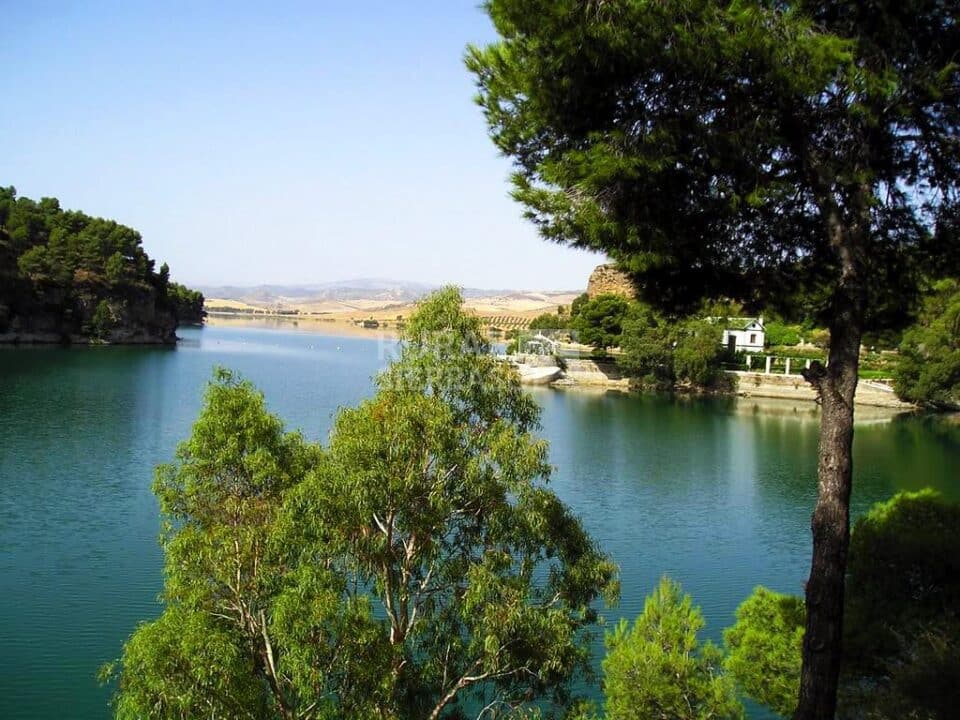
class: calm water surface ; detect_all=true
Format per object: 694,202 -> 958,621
1,323 -> 957,719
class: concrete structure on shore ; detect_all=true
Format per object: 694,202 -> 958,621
506,353 -> 912,410
523,333 -> 561,355
730,370 -> 913,409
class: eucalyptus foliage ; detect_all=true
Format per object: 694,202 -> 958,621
286,287 -> 619,718
107,288 -> 618,719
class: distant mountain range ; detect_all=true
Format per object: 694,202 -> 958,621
198,279 -> 581,304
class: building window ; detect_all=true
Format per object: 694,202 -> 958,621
750,333 -> 756,344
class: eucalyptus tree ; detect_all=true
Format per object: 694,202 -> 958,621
285,287 -> 619,719
467,2 -> 959,716
108,289 -> 618,719
104,369 -> 385,720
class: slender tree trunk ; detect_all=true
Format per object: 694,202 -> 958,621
795,193 -> 868,719
795,330 -> 859,719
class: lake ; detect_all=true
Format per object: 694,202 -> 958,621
1,323 -> 957,719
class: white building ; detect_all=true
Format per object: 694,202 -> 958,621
721,318 -> 765,353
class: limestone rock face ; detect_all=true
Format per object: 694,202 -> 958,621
586,264 -> 637,300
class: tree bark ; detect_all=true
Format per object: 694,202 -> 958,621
794,189 -> 868,720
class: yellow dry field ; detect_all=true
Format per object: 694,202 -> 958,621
205,291 -> 581,327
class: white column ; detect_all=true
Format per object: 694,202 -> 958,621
785,358 -> 792,375
765,355 -> 772,374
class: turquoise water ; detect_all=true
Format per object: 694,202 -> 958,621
0,323 -> 957,719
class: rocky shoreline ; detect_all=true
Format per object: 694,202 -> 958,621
0,289 -> 186,346
511,356 -> 916,410
0,330 -> 177,345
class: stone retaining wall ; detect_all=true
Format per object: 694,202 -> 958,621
730,371 -> 914,409
558,358 -> 631,390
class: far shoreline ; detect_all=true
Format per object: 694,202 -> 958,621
205,315 -> 921,415
204,313 -> 403,340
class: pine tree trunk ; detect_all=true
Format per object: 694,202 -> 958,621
794,202 -> 867,719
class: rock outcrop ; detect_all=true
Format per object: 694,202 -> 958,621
586,264 -> 637,300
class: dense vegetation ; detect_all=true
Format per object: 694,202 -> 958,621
724,490 -> 960,720
618,306 -> 727,388
528,311 -> 567,330
522,281 -> 960,404
523,294 -> 730,388
0,186 -> 203,343
894,279 -> 960,408
569,295 -> 631,354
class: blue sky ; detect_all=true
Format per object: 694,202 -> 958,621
0,0 -> 604,290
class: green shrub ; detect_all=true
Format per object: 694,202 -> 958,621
724,490 -> 960,720
724,587 -> 804,717
529,313 -> 564,329
894,279 -> 960,407
764,321 -> 801,347
604,577 -> 743,720
91,300 -> 116,339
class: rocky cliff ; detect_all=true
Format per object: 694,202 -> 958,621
0,278 -> 179,344
586,264 -> 637,300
